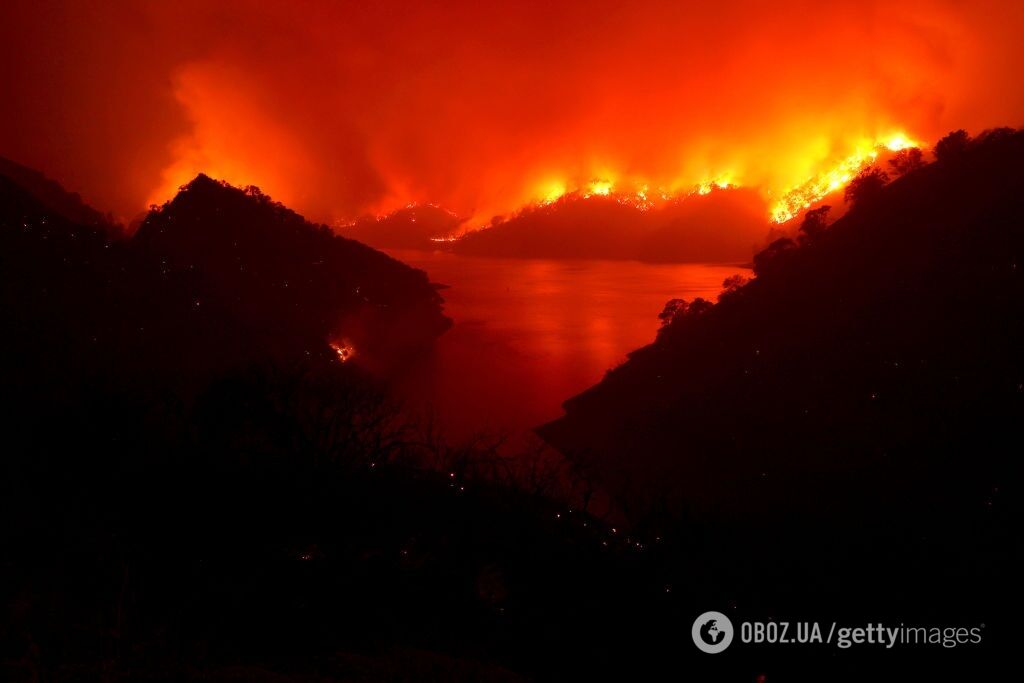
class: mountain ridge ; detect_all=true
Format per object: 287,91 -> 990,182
539,128 -> 1024,520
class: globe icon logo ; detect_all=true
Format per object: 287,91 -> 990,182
692,611 -> 734,653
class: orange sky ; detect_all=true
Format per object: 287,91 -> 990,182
2,0 -> 1023,225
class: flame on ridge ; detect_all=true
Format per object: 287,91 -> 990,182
769,133 -> 920,222
524,132 -> 921,225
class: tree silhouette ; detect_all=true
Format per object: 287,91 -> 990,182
887,148 -> 925,175
658,298 -> 688,327
752,236 -> 796,276
721,274 -> 749,293
844,166 -> 889,207
934,129 -> 971,163
798,205 -> 831,243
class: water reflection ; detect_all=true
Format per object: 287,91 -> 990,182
386,249 -> 749,439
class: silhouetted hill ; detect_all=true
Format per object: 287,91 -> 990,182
0,155 -> 116,230
0,166 -> 721,683
133,175 -> 451,374
637,187 -> 770,262
342,203 -> 464,249
531,131 -> 1023,660
452,187 -> 769,262
2,171 -> 452,398
2,155 -> 1013,681
540,127 -> 1022,557
0,172 -> 119,394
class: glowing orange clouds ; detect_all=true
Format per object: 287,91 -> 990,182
2,1 -> 1023,228
147,64 -> 309,209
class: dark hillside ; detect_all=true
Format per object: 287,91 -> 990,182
541,129 -> 1024,515
452,187 -> 768,263
132,175 -> 451,374
0,156 -> 115,230
538,131 -> 1022,644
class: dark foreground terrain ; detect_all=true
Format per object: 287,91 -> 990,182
542,128 -> 1022,669
2,131 -> 1019,680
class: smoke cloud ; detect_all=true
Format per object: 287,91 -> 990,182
2,0 -> 1023,224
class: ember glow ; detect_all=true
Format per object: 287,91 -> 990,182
769,132 -> 922,223
585,181 -> 613,198
2,1 -> 1023,232
330,340 -> 356,363
518,131 -> 923,227
531,175 -> 739,215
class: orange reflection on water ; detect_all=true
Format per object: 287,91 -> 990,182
387,250 -> 749,439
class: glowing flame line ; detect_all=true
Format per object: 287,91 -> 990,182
769,133 -> 920,223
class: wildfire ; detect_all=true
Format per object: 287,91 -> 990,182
527,176 -> 738,216
540,181 -> 568,204
585,180 -> 614,197
696,177 -> 734,195
329,339 -> 356,362
534,177 -> 659,211
768,132 -> 921,223
883,134 -> 917,152
337,128 -> 927,239
518,131 -> 920,226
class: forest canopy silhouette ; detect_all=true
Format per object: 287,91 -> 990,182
3,126 -> 1020,680
542,127 -> 1022,527
3,0 -> 1024,678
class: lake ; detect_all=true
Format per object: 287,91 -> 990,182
385,249 -> 749,441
